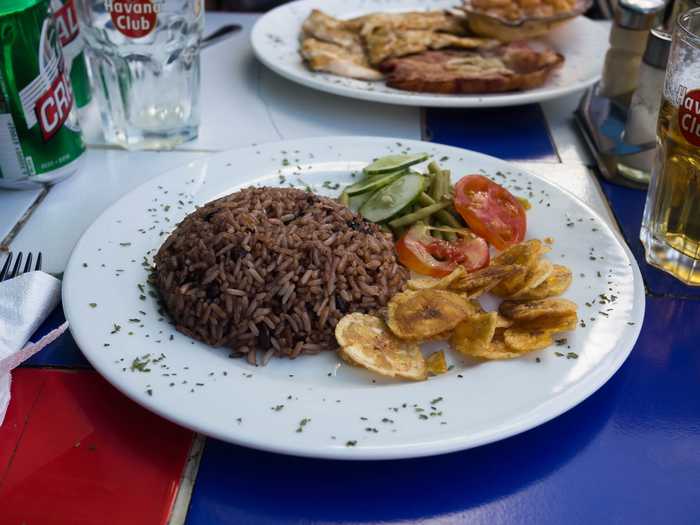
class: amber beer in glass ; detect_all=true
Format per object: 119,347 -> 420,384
641,8 -> 700,285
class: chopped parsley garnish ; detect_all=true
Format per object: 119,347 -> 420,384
130,355 -> 152,372
119,242 -> 131,247
89,303 -> 97,308
110,323 -> 121,334
430,397 -> 444,404
271,405 -> 284,412
296,418 -> 311,433
345,440 -> 357,447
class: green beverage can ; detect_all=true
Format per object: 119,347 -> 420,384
51,0 -> 91,107
0,0 -> 86,189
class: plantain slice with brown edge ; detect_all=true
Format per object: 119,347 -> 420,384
502,327 -> 554,352
387,289 -> 478,341
507,259 -> 554,299
508,264 -> 573,301
499,297 -> 577,322
336,313 -> 427,381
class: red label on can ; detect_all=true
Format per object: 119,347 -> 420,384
54,0 -> 80,46
106,0 -> 158,38
679,89 -> 700,147
34,70 -> 74,141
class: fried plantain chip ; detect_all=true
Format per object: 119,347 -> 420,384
455,264 -> 525,298
499,297 -> 578,322
495,314 -> 513,328
491,240 -> 549,297
449,311 -> 498,357
516,312 -> 578,332
503,328 -> 553,352
426,350 -> 449,375
508,264 -> 573,300
407,266 -> 468,291
387,289 -> 475,341
491,239 -> 549,267
490,264 -> 530,297
336,313 -> 427,380
458,331 -> 524,359
508,259 -> 554,299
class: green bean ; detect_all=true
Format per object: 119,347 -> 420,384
427,161 -> 441,175
339,191 -> 349,206
440,170 -> 453,200
439,227 -> 456,241
418,192 -> 434,207
388,201 -> 449,229
419,192 -> 462,229
431,171 -> 443,202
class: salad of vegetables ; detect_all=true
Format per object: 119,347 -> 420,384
339,154 -> 527,277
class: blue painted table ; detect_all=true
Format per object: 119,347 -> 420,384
18,104 -> 700,524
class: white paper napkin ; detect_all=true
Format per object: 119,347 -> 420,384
0,271 -> 67,426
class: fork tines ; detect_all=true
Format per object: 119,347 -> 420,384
0,251 -> 43,282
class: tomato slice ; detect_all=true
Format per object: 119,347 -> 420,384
454,175 -> 526,251
396,223 -> 489,277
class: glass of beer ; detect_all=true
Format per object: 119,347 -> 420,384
76,0 -> 204,150
641,7 -> 700,285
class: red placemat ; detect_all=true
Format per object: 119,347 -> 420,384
0,369 -> 193,525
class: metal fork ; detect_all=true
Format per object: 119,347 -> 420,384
0,251 -> 43,282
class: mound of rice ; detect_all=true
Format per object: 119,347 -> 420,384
153,186 -> 409,364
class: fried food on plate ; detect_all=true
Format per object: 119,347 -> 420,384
380,42 -> 564,94
489,239 -> 571,300
450,311 -> 498,357
336,313 -> 427,380
502,327 -> 553,352
468,0 -> 578,23
426,350 -> 449,375
344,10 -> 468,34
300,38 -> 383,80
387,289 -> 477,341
499,297 -> 577,322
408,264 -> 525,299
300,10 -> 383,80
461,0 -> 582,41
508,258 -> 554,299
302,9 -> 362,51
509,264 -> 573,300
364,26 -> 497,66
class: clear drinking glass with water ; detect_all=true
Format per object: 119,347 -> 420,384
77,0 -> 203,149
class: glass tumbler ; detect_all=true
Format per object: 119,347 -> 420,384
76,0 -> 204,149
640,8 -> 700,285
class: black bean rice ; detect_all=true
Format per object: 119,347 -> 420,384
153,187 -> 408,363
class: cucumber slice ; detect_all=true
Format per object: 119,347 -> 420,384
347,190 -> 373,213
359,174 -> 425,223
364,153 -> 429,175
344,169 -> 406,196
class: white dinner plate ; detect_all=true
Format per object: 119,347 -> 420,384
251,0 -> 607,108
63,137 -> 644,460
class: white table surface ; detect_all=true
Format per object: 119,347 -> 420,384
2,12 -> 610,276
